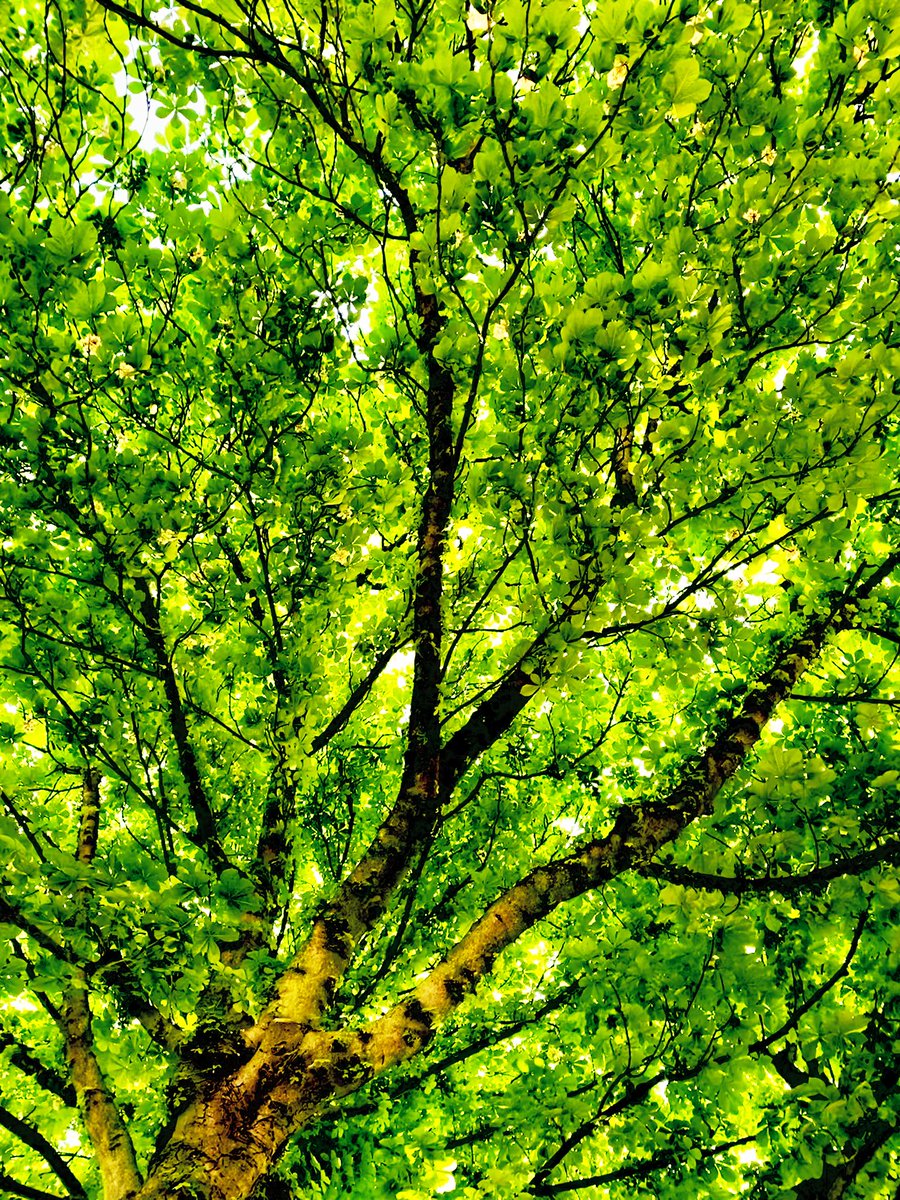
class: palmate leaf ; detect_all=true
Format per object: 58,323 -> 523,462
663,56 -> 713,119
0,1 -> 898,1199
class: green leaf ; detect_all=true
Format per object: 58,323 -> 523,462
0,2 -> 898,1198
663,56 -> 713,118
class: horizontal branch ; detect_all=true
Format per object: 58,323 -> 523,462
791,691 -> 900,707
640,839 -> 900,897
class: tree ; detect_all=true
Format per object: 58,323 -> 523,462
1,0 -> 900,1196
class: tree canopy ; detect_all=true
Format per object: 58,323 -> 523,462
1,0 -> 900,1197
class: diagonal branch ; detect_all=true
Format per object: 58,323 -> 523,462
527,1072 -> 667,1194
0,1173 -> 74,1200
791,1113 -> 898,1199
95,0 -> 417,231
130,563 -> 898,1200
356,554 -> 900,1068
0,1102 -> 86,1199
749,908 -> 868,1055
438,550 -> 621,803
439,628 -> 562,802
527,913 -> 871,1194
761,1056 -> 900,1200
308,636 -> 409,753
530,1133 -> 758,1195
134,578 -> 229,873
0,889 -> 78,963
0,1027 -> 77,1108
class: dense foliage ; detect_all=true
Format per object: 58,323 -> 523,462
1,1 -> 900,1197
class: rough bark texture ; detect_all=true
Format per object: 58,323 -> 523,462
63,771 -> 142,1200
136,231 -> 463,1200
132,580 -> 887,1200
22,6 -> 899,1195
257,251 -> 457,1044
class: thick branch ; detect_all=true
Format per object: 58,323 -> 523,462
610,425 -> 638,508
440,647 -> 553,801
781,1059 -> 900,1200
254,263 -> 457,1038
358,564 -> 897,1068
793,1115 -> 898,1200
395,282 -> 457,803
133,558 -> 899,1200
62,771 -> 142,1200
74,769 -> 100,868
